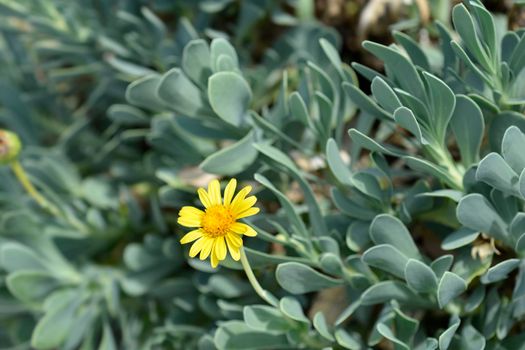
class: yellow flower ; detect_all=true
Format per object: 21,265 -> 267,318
178,179 -> 259,268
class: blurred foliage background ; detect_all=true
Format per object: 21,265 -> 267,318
0,0 -> 524,349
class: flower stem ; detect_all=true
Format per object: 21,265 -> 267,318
10,160 -> 60,216
240,247 -> 279,307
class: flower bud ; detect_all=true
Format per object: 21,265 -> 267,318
0,130 -> 22,165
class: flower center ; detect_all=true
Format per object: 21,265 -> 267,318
201,205 -> 234,237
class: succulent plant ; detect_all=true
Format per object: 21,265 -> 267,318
0,0 -> 524,349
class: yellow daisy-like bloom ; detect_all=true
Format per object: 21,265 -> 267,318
178,179 -> 259,268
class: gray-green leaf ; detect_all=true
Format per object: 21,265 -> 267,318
208,72 -> 252,127
480,259 -> 520,284
450,95 -> 484,166
362,244 -> 409,279
404,259 -> 438,293
369,214 -> 420,259
437,272 -> 467,308
200,131 -> 258,175
276,262 -> 342,294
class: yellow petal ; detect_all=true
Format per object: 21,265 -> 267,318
243,225 -> 257,237
232,196 -> 257,217
180,229 -> 203,244
189,237 -> 205,257
226,235 -> 241,261
199,238 -> 214,260
178,217 -> 201,228
227,232 -> 243,247
230,222 -> 248,234
178,206 -> 204,227
223,179 -> 237,206
231,223 -> 257,237
230,186 -> 252,211
207,179 -> 222,206
198,188 -> 212,208
214,236 -> 227,260
236,207 -> 260,219
178,218 -> 201,228
179,206 -> 205,218
211,250 -> 219,268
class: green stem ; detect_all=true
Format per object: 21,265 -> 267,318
10,160 -> 89,234
240,247 -> 279,307
10,160 -> 60,216
426,145 -> 464,190
296,0 -> 314,21
437,151 -> 464,189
